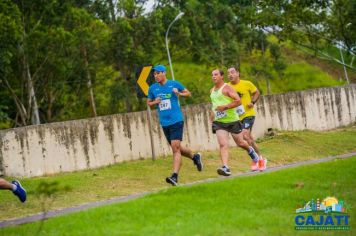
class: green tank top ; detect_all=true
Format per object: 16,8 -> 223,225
210,83 -> 240,123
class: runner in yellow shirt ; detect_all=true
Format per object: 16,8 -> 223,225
227,67 -> 267,171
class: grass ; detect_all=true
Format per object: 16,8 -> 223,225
282,39 -> 356,84
0,125 -> 356,222
272,62 -> 344,93
1,153 -> 355,235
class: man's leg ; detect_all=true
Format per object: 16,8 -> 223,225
0,178 -> 13,190
232,131 -> 259,160
165,121 -> 202,186
0,178 -> 27,202
232,132 -> 260,171
216,130 -> 229,167
180,145 -> 203,171
169,121 -> 202,172
162,123 -> 180,186
215,130 -> 232,176
165,139 -> 181,186
241,117 -> 267,171
232,131 -> 251,152
242,129 -> 261,156
180,145 -> 193,159
241,117 -> 260,153
171,140 -> 182,174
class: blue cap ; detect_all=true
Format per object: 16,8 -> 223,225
153,65 -> 166,72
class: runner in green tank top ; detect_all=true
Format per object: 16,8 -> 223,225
210,69 -> 260,176
210,83 -> 240,123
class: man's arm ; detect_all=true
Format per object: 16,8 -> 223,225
147,97 -> 161,107
173,80 -> 191,97
248,89 -> 260,108
147,88 -> 160,107
173,88 -> 191,97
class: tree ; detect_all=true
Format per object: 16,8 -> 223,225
109,0 -> 162,112
327,0 -> 356,53
65,8 -> 110,117
0,0 -> 24,127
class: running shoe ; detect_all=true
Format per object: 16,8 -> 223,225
217,166 -> 231,176
259,157 -> 267,171
251,161 -> 259,171
165,177 -> 178,186
12,180 -> 27,203
192,153 -> 203,171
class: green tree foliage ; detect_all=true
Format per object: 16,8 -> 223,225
327,0 -> 356,53
109,0 -> 165,112
0,1 -> 22,128
0,0 -> 21,76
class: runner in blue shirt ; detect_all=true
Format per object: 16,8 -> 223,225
147,65 -> 203,186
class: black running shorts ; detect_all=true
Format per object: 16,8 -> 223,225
212,120 -> 243,134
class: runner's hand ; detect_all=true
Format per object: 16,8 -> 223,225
172,88 -> 180,96
215,105 -> 227,112
154,97 -> 161,104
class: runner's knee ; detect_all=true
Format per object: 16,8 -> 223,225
171,141 -> 181,152
219,142 -> 229,149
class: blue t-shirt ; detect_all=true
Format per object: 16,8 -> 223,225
148,80 -> 185,127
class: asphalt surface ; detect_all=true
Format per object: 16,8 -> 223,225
1,152 -> 355,228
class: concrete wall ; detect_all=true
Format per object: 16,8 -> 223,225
1,85 -> 355,177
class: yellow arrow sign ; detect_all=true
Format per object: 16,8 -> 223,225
137,66 -> 152,96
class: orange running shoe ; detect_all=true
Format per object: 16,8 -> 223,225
258,157 -> 267,171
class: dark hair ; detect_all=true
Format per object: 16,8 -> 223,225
228,66 -> 239,72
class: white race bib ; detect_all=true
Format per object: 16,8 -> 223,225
215,110 -> 227,119
159,99 -> 172,111
236,105 -> 245,116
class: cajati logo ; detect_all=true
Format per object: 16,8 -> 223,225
295,196 -> 350,230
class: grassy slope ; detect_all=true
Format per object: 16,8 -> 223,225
1,155 -> 355,235
282,42 -> 356,84
253,61 -> 344,95
0,126 -> 355,221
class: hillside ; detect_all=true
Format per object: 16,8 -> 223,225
283,46 -> 356,84
170,42 -> 347,105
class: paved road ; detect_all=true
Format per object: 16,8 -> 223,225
1,152 -> 355,228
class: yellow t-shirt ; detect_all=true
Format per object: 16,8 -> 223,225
228,79 -> 257,120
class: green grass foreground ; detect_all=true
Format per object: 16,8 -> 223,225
1,155 -> 355,235
0,126 -> 355,222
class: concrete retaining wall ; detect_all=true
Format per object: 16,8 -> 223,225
1,85 -> 355,177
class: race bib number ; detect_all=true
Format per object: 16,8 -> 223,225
236,105 -> 245,116
215,110 -> 227,119
159,99 -> 172,111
